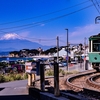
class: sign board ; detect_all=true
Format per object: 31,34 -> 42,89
25,62 -> 36,73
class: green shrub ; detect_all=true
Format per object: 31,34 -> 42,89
60,70 -> 65,75
59,69 -> 63,73
45,69 -> 54,76
0,73 -> 28,83
0,75 -> 5,82
3,75 -> 10,82
9,74 -> 16,80
22,73 -> 28,79
63,70 -> 79,76
15,74 -> 22,80
0,69 -> 79,83
9,77 -> 15,81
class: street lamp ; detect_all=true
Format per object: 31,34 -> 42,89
95,16 -> 100,24
65,28 -> 68,70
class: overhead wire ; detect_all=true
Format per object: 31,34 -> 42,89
90,0 -> 100,14
59,39 -> 79,46
0,1 -> 94,44
95,0 -> 100,8
0,4 -> 93,43
59,39 -> 66,44
0,0 -> 90,25
0,39 -> 55,43
0,4 -> 93,31
19,36 -> 56,41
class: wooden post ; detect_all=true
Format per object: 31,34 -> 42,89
54,62 -> 60,96
57,36 -> 59,63
40,63 -> 45,91
28,73 -> 32,86
28,73 -> 36,86
32,74 -> 36,82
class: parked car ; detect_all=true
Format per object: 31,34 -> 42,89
62,61 -> 67,66
59,62 -> 63,67
16,59 -> 25,63
1,60 -> 9,63
9,60 -> 17,66
11,64 -> 25,73
71,60 -> 77,64
5,67 -> 13,73
59,61 -> 67,67
5,64 -> 25,73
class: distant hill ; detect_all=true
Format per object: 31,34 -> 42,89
0,33 -> 54,51
0,52 -> 9,56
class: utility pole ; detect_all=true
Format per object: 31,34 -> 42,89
79,43 -> 82,68
84,37 -> 86,70
65,29 -> 68,70
84,37 -> 86,56
54,36 -> 60,96
57,36 -> 59,63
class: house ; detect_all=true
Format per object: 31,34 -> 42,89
53,48 -> 70,58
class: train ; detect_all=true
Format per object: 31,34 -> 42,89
88,33 -> 100,71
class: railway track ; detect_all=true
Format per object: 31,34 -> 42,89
65,69 -> 96,92
63,69 -> 100,100
86,73 -> 100,91
33,69 -> 100,100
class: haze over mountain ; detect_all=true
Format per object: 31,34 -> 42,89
0,33 -> 53,51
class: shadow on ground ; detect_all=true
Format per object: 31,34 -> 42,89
0,87 -> 35,100
0,88 -> 5,91
0,95 -> 35,100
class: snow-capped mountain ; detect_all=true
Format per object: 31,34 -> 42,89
0,33 -> 52,51
0,33 -> 23,40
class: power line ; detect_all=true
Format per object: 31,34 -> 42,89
0,24 -> 40,34
0,39 -> 56,43
59,39 -> 79,45
90,0 -> 100,14
0,39 -> 55,43
59,39 -> 66,43
19,36 -> 56,41
95,0 -> 100,8
0,4 -> 93,32
0,0 -> 90,25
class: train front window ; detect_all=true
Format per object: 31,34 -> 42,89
93,40 -> 100,52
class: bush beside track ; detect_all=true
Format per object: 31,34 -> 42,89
0,73 -> 28,83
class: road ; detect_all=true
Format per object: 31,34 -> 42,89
0,79 -> 28,95
0,80 -> 35,100
60,62 -> 93,72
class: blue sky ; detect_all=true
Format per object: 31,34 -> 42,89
0,0 -> 100,46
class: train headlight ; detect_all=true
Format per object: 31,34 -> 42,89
94,57 -> 97,60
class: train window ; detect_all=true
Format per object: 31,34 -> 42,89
93,40 -> 100,52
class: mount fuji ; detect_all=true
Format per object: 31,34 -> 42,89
0,33 -> 53,51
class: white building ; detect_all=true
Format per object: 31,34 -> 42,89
53,48 -> 70,58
